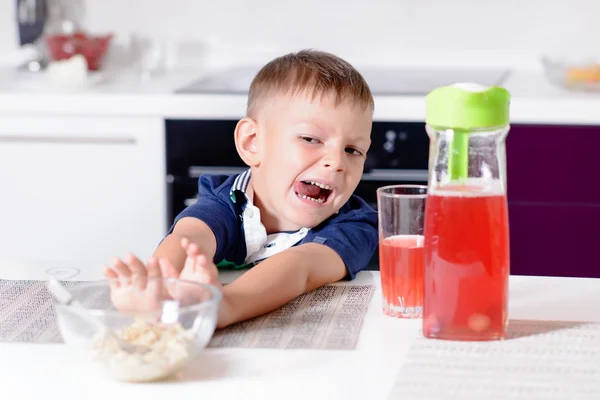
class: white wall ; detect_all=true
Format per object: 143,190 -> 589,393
3,0 -> 599,69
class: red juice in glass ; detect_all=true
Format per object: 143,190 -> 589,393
423,184 -> 510,340
380,234 -> 424,318
377,185 -> 427,318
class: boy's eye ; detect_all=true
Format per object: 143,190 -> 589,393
345,147 -> 364,157
300,136 -> 321,144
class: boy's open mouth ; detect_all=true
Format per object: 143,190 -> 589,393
294,181 -> 333,204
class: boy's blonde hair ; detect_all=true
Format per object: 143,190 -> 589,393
247,49 -> 374,117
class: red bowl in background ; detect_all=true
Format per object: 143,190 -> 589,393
45,32 -> 113,71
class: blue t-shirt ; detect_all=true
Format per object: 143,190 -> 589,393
167,173 -> 378,280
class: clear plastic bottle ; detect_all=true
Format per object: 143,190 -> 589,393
422,83 -> 511,341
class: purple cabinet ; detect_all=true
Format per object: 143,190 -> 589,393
506,124 -> 600,278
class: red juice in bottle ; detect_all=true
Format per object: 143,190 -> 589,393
423,184 -> 509,341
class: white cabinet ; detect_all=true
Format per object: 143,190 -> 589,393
0,116 -> 167,270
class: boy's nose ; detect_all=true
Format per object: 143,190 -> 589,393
322,150 -> 346,172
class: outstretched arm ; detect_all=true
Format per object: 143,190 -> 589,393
164,214 -> 377,329
217,243 -> 347,327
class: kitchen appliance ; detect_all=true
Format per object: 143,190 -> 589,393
17,0 -> 47,46
16,0 -> 48,71
165,119 -> 431,270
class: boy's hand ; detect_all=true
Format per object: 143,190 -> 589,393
158,238 -> 231,328
103,254 -> 167,313
103,239 -> 230,326
159,237 -> 220,288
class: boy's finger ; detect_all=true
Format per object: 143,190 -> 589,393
180,237 -> 190,250
104,265 -> 118,279
204,259 -> 219,276
146,257 -> 161,278
112,257 -> 133,287
194,254 -> 208,273
127,253 -> 146,277
146,257 -> 162,295
104,266 -> 121,288
158,257 -> 178,279
127,254 -> 148,290
184,244 -> 201,270
195,254 -> 218,277
112,257 -> 131,277
158,257 -> 180,300
188,242 -> 201,256
182,251 -> 196,271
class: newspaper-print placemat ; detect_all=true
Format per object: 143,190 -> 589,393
0,280 -> 111,343
208,284 -> 374,350
1,279 -> 375,350
389,320 -> 600,400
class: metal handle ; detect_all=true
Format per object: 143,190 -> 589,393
189,166 -> 428,182
188,166 -> 247,178
0,135 -> 137,145
361,169 -> 428,182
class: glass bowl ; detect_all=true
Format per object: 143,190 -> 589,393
52,278 -> 221,382
541,56 -> 600,92
45,32 -> 113,71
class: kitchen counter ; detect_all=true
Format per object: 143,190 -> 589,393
1,265 -> 600,399
2,67 -> 600,125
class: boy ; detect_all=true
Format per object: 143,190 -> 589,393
105,49 -> 378,328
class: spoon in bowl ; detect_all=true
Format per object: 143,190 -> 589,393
46,279 -> 149,354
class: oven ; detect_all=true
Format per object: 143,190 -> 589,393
165,119 -> 429,269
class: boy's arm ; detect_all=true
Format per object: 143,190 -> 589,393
219,243 -> 347,328
153,217 -> 217,274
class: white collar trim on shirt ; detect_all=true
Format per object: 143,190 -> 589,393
228,168 -> 310,264
230,168 -> 253,203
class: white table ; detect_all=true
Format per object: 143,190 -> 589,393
1,262 -> 600,400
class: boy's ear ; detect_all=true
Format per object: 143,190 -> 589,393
234,117 -> 260,167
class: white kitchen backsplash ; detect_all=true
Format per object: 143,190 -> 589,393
2,0 -> 599,69
82,0 -> 600,69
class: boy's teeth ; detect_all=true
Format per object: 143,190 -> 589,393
298,193 -> 324,203
308,181 -> 332,190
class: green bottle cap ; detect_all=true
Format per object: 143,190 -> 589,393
425,83 -> 511,129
